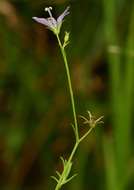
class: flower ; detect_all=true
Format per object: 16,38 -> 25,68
32,6 -> 70,35
80,111 -> 104,128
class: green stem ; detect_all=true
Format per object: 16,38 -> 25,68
79,127 -> 93,143
54,127 -> 94,190
68,142 -> 79,163
68,128 -> 93,162
54,34 -> 94,190
55,142 -> 79,190
56,34 -> 79,141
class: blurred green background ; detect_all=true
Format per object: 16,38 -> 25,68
0,0 -> 134,190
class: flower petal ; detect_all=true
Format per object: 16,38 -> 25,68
57,6 -> 70,25
47,17 -> 57,28
32,17 -> 52,28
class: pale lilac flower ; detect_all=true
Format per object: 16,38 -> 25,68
32,6 -> 70,35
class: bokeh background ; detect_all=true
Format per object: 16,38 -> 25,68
0,0 -> 134,190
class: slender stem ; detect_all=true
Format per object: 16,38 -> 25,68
54,34 -> 94,190
56,34 -> 79,141
55,142 -> 79,190
79,127 -> 93,143
68,142 -> 79,163
55,127 -> 93,190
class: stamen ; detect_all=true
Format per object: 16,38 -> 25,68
45,7 -> 53,18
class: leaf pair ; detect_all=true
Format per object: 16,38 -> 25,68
51,157 -> 77,189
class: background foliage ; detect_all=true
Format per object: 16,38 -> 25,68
0,0 -> 134,190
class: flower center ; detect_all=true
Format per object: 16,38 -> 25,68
45,7 -> 53,18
